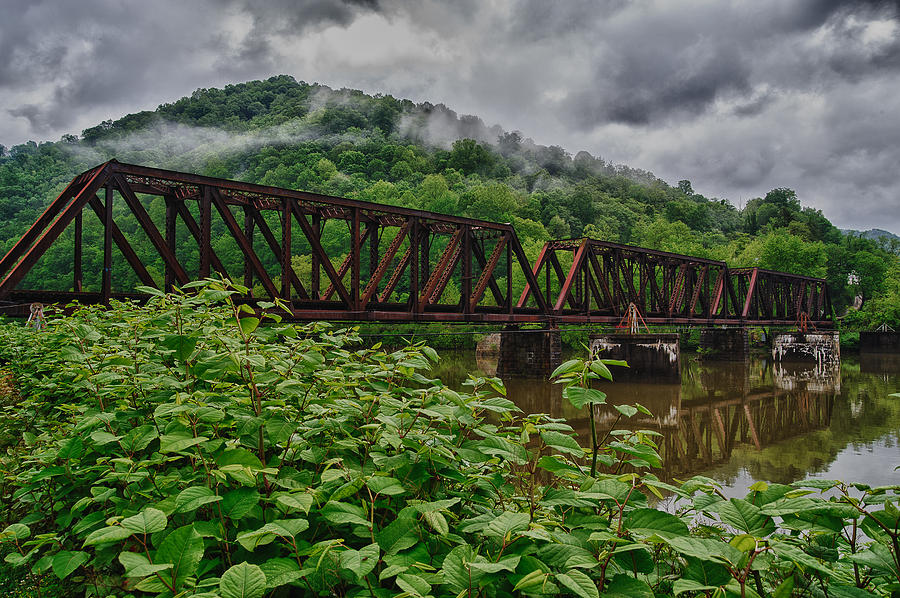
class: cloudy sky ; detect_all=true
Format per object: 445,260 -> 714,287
1,0 -> 899,231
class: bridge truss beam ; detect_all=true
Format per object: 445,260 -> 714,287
0,161 -> 832,327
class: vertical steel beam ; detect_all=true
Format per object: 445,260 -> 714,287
351,207 -> 360,311
368,221 -> 378,280
164,196 -> 176,292
282,200 -> 291,300
102,184 -> 113,303
311,213 -> 321,300
410,218 -> 420,315
73,211 -> 82,292
243,206 -> 255,292
462,226 -> 472,314
199,186 -> 211,279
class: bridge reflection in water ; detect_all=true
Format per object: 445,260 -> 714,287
469,355 -> 839,481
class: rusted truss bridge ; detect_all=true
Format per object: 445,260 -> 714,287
0,160 -> 832,326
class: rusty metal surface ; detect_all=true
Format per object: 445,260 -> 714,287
0,160 -> 833,327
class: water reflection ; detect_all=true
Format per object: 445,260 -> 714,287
432,350 -> 900,493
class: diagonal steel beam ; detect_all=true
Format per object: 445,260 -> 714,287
113,175 -> 190,286
361,222 -> 409,307
87,195 -> 156,287
173,201 -> 228,278
379,244 -> 412,303
470,236 -> 507,310
210,190 -> 279,300
249,210 -> 308,300
323,224 -> 375,301
290,202 -> 352,306
0,163 -> 113,298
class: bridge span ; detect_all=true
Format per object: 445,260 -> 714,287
0,160 -> 832,327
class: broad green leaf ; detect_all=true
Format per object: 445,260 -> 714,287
161,334 -> 198,362
118,552 -> 173,578
174,486 -> 222,514
717,498 -> 774,536
222,488 -> 260,519
829,586 -> 880,598
0,523 -> 30,540
366,476 -> 406,496
681,556 -> 731,588
274,492 -> 313,513
396,573 -> 431,597
484,511 -> 530,539
339,543 -> 379,580
321,501 -> 370,527
772,542 -> 834,577
259,558 -> 305,589
674,578 -> 720,596
51,551 -> 90,579
239,317 -> 260,335
563,386 -> 607,409
613,404 -> 638,417
556,569 -> 599,598
624,508 -> 689,540
666,537 -> 744,566
376,512 -> 418,555
441,545 -> 479,593
550,359 -> 583,378
423,510 -> 449,536
122,425 -> 158,452
589,360 -> 613,381
540,430 -> 584,456
90,430 -> 121,446
604,574 -> 653,598
83,525 -> 132,546
220,562 -> 266,598
58,437 -> 84,461
154,524 -> 205,591
469,556 -> 520,574
479,436 -> 528,464
847,544 -> 898,576
159,432 -> 208,453
265,419 -> 295,445
121,508 -> 167,535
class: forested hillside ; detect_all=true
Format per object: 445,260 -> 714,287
0,75 -> 897,326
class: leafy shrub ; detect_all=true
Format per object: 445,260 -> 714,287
0,281 -> 899,597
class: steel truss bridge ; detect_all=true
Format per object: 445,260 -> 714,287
0,161 -> 832,326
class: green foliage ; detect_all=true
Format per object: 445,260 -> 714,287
1,285 -> 899,596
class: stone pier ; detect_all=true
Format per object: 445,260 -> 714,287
589,333 -> 680,382
860,331 -> 900,354
699,327 -> 749,361
772,331 -> 840,366
495,326 -> 562,378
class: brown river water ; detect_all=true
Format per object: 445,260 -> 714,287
430,350 -> 900,497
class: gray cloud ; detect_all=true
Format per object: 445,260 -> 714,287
1,0 -> 900,232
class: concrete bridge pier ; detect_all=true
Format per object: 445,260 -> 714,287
860,331 -> 900,354
589,333 -> 680,383
772,331 -> 840,366
699,327 -> 749,361
495,326 -> 562,378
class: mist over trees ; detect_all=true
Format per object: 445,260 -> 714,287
0,75 -> 897,327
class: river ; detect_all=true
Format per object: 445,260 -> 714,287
431,350 -> 900,496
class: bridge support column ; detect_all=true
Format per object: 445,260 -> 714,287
496,326 -> 561,379
589,333 -> 680,383
860,331 -> 900,353
772,331 -> 840,366
699,327 -> 749,361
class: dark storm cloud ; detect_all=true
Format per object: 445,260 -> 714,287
1,0 -> 900,231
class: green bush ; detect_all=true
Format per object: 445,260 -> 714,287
0,281 -> 898,597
